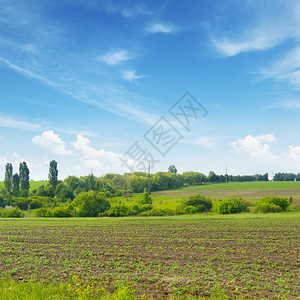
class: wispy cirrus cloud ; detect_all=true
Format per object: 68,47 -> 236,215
0,57 -> 56,86
211,1 -> 300,56
265,99 -> 300,110
122,70 -> 144,82
260,46 -> 300,89
97,50 -> 132,65
0,114 -> 41,131
146,23 -> 176,34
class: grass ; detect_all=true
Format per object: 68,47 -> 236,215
0,213 -> 299,299
181,181 -> 300,190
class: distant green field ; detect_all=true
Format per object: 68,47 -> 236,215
0,181 -> 46,192
181,181 -> 300,190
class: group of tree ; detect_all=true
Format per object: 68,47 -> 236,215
4,162 -> 30,197
273,172 -> 300,181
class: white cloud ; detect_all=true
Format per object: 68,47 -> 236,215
260,46 -> 300,89
212,34 -> 283,57
122,70 -> 144,82
0,156 -> 8,166
146,23 -> 176,34
72,134 -> 120,161
231,134 -> 277,158
0,114 -> 41,131
97,50 -> 131,65
32,131 -> 73,155
287,145 -> 300,161
81,159 -> 103,169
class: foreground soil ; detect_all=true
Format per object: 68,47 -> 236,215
0,215 -> 299,299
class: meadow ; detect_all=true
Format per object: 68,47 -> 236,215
0,213 -> 299,299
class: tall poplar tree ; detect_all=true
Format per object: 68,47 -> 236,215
4,163 -> 13,194
48,160 -> 58,190
19,161 -> 30,192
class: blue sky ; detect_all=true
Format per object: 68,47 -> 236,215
1,0 -> 300,180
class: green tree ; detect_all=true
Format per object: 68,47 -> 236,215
12,173 -> 20,196
168,165 -> 177,174
139,188 -> 153,205
19,161 -> 30,192
48,160 -> 58,190
4,163 -> 13,194
72,191 -> 110,217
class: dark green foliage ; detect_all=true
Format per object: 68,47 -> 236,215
4,163 -> 13,194
19,189 -> 29,197
256,196 -> 292,213
12,173 -> 20,196
273,172 -> 296,181
11,196 -> 56,211
48,160 -> 58,190
19,161 -> 30,192
55,183 -> 74,202
182,194 -> 212,212
0,208 -> 24,218
72,191 -> 110,217
217,198 -> 249,214
0,195 -> 6,208
168,165 -> 177,174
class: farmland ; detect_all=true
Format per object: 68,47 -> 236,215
0,213 -> 299,299
153,181 -> 300,208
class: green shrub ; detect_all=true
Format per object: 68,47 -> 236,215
139,204 -> 153,212
35,207 -> 52,217
101,205 -> 138,217
51,207 -> 72,218
256,196 -> 292,213
0,208 -> 24,218
182,194 -> 212,212
140,208 -> 175,216
184,206 -> 199,214
73,191 -> 110,217
217,198 -> 249,214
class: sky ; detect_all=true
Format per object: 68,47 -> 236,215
1,0 -> 300,180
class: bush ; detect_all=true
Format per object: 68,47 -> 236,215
140,208 -> 175,216
51,207 -> 72,218
35,208 -> 52,217
184,206 -> 199,214
217,198 -> 249,214
182,194 -> 212,212
139,204 -> 153,212
256,196 -> 292,213
72,191 -> 110,217
101,205 -> 138,217
0,208 -> 24,218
